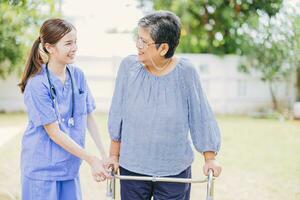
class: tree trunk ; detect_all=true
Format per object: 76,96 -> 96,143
268,81 -> 278,111
296,68 -> 300,101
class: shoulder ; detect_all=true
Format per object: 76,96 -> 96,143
68,64 -> 84,76
177,57 -> 198,78
120,55 -> 140,70
121,54 -> 138,66
25,68 -> 48,94
67,64 -> 86,82
118,55 -> 142,77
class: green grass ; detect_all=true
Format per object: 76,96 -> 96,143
0,113 -> 299,200
0,112 -> 25,126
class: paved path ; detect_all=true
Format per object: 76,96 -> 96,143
0,124 -> 25,147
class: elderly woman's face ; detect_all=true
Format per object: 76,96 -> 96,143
136,27 -> 159,63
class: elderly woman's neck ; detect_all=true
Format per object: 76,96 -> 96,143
145,57 -> 177,76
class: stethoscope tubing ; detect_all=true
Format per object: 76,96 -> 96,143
45,64 -> 75,127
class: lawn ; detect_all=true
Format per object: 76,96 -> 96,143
0,113 -> 299,200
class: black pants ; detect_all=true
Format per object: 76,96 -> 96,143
120,166 -> 191,200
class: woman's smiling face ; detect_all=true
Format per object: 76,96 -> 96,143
136,26 -> 159,64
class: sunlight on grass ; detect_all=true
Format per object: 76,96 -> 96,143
0,113 -> 299,200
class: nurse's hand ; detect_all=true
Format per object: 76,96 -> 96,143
203,159 -> 222,177
88,156 -> 111,182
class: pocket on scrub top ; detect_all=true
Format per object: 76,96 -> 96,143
52,141 -> 71,163
74,92 -> 87,116
71,92 -> 87,146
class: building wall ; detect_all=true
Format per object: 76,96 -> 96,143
0,54 -> 294,114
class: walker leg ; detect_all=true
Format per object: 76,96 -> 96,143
206,169 -> 214,200
106,177 -> 116,200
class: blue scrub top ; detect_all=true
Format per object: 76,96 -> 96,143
21,64 -> 96,181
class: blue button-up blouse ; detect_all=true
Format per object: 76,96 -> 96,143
108,55 -> 221,176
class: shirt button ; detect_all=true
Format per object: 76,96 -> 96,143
62,118 -> 65,122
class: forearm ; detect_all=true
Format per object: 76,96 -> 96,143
45,125 -> 94,164
87,113 -> 107,159
109,140 -> 120,157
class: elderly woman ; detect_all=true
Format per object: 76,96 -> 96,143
107,11 -> 222,199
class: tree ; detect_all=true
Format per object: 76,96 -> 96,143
293,14 -> 300,101
239,4 -> 300,110
138,0 -> 282,55
0,0 -> 59,79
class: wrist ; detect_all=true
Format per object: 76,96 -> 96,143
101,153 -> 108,160
84,154 -> 96,165
204,151 -> 216,161
110,155 -> 119,163
110,154 -> 119,159
205,157 -> 216,162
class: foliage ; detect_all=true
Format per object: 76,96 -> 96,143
0,0 -> 59,78
138,0 -> 283,55
239,4 -> 300,109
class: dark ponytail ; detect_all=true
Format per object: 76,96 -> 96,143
18,18 -> 75,93
18,38 -> 43,93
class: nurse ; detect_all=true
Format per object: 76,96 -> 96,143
18,18 -> 109,200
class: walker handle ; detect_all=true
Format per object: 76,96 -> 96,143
106,169 -> 215,200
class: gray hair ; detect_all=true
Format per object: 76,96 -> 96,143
138,11 -> 181,58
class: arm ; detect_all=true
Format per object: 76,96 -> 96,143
107,140 -> 120,172
203,151 -> 222,177
185,64 -> 222,177
44,122 -> 110,181
106,58 -> 129,172
25,78 -> 109,181
87,112 -> 107,159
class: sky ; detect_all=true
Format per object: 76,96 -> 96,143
61,0 -> 143,57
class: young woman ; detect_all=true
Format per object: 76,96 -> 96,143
18,18 -> 109,200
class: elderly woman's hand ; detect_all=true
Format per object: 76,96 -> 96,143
203,159 -> 222,177
104,155 -> 119,173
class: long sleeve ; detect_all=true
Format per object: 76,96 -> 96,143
107,58 -> 128,141
187,66 -> 221,154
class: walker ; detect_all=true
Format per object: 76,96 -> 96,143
106,169 -> 215,200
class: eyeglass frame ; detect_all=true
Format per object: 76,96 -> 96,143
136,37 -> 165,49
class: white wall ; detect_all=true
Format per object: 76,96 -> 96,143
0,75 -> 25,112
0,54 -> 294,114
182,54 -> 294,114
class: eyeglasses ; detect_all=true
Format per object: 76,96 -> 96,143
136,37 -> 160,49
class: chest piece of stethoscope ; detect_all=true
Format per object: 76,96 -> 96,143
68,117 -> 75,127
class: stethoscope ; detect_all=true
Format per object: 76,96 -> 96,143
45,64 -> 75,127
